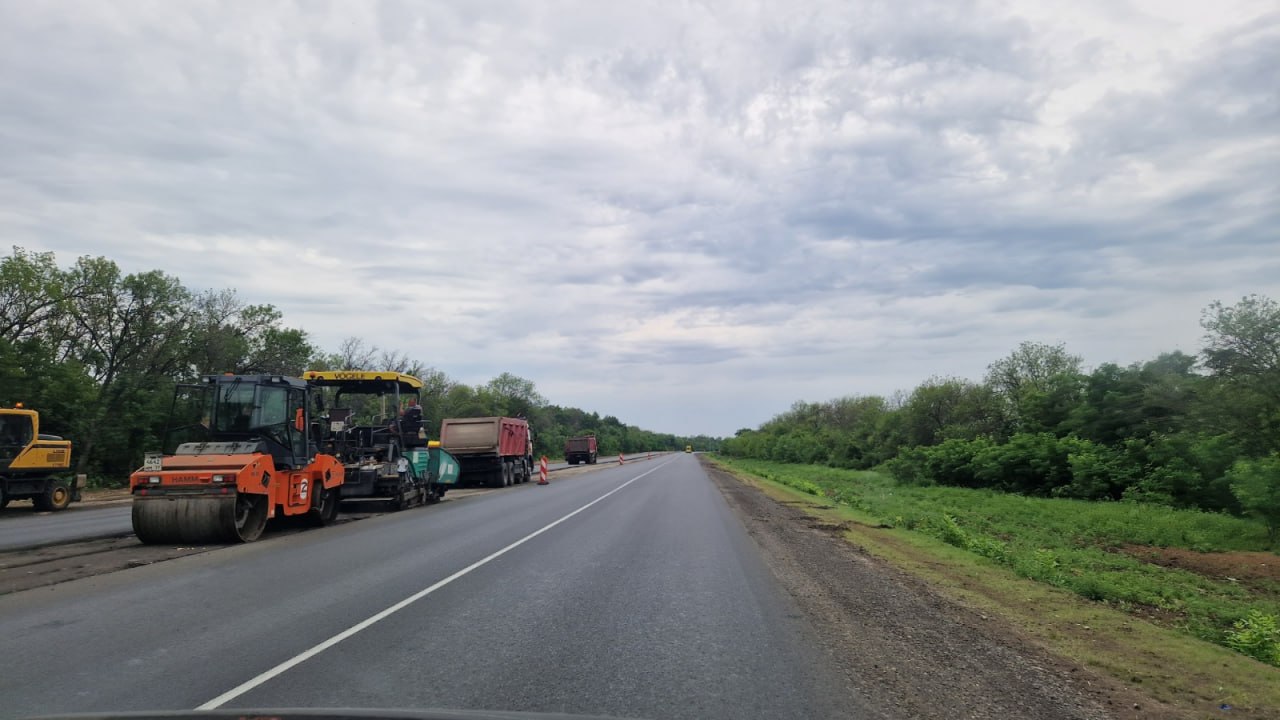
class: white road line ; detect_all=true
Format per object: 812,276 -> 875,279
197,458 -> 676,710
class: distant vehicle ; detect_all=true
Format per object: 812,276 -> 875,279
439,416 -> 533,488
0,404 -> 80,511
129,374 -> 343,543
685,445 -> 693,453
564,434 -> 598,465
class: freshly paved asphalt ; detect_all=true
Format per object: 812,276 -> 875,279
0,453 -> 858,719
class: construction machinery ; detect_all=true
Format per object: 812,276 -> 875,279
439,416 -> 534,488
0,404 -> 81,511
303,370 -> 458,508
129,374 -> 344,544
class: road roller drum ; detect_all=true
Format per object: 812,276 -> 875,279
132,494 -> 269,544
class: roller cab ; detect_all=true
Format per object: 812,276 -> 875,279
129,375 -> 343,544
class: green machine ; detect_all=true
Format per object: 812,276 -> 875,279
408,443 -> 461,499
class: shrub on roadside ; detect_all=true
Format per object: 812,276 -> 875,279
1225,610 -> 1280,666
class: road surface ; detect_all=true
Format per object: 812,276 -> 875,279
0,458 -> 654,551
0,503 -> 133,550
0,453 -> 856,719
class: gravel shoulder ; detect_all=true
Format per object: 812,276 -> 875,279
704,458 -> 1186,720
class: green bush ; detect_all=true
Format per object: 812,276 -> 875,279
971,433 -> 1072,495
1225,611 -> 1280,666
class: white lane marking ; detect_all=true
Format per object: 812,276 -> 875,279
197,458 -> 675,710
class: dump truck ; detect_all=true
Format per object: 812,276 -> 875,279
303,370 -> 460,507
439,416 -> 533,488
129,374 -> 344,544
564,435 -> 598,465
0,404 -> 81,511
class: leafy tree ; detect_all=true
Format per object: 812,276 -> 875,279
1202,295 -> 1280,397
66,262 -> 194,475
1199,295 -> 1280,454
1227,455 -> 1280,546
481,373 -> 546,418
901,377 -> 1002,446
0,247 -> 66,344
986,342 -> 1084,435
187,291 -> 314,376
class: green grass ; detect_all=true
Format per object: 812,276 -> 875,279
714,456 -> 1280,666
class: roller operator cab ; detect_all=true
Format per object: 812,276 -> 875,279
0,405 -> 80,511
129,375 -> 344,544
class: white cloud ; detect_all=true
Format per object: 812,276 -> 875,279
1,0 -> 1276,436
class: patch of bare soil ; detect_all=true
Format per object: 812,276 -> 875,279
1118,545 -> 1280,588
703,459 -> 1187,720
79,487 -> 132,503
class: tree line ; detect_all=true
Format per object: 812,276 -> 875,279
721,295 -> 1280,538
0,246 -> 706,483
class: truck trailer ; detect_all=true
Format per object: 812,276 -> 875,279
564,435 -> 598,465
439,416 -> 533,489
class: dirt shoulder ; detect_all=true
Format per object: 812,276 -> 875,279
703,458 -> 1191,720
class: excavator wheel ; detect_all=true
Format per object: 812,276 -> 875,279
32,479 -> 72,512
133,493 -> 269,544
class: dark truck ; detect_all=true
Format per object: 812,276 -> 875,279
564,435 -> 598,465
439,416 -> 533,488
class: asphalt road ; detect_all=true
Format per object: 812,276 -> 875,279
0,503 -> 133,550
0,458 -> 656,551
0,452 -> 854,719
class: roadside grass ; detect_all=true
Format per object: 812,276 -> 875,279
709,456 -> 1280,716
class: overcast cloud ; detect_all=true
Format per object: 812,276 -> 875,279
1,0 -> 1277,436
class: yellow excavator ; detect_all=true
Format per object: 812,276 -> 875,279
0,404 -> 80,511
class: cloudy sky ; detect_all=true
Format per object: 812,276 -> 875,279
1,1 -> 1277,437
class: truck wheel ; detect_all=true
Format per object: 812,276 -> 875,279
503,463 -> 513,487
0,487 -> 8,509
33,480 -> 72,511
